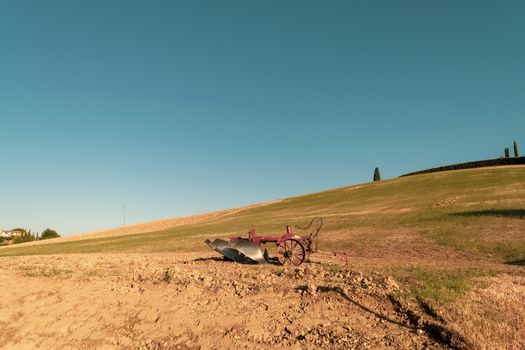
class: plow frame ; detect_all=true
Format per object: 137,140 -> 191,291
206,217 -> 326,266
229,224 -> 315,266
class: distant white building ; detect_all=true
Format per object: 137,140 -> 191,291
0,229 -> 24,238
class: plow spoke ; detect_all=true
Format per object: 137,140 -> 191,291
277,239 -> 306,266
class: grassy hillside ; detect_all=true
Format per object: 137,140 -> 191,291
2,165 -> 524,264
1,164 -> 524,344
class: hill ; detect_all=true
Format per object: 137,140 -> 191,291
0,165 -> 524,349
2,165 -> 524,263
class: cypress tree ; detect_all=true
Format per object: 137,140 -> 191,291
513,141 -> 519,157
505,148 -> 510,158
373,167 -> 381,182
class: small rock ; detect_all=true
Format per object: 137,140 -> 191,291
307,284 -> 317,295
202,276 -> 213,288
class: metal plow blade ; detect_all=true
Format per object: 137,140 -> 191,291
205,238 -> 268,264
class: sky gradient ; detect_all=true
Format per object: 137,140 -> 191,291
1,0 -> 524,235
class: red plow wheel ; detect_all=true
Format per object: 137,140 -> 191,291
277,239 -> 306,266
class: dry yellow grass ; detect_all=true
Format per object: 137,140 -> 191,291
6,199 -> 282,248
71,210 -> 233,239
446,274 -> 525,350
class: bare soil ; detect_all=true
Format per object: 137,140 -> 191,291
0,253 -> 455,350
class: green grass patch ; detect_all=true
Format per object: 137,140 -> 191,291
392,268 -> 486,305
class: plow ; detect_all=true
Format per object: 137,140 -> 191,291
205,217 -> 344,266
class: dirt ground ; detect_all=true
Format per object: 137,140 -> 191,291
0,252 -> 462,350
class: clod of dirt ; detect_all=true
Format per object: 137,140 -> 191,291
307,283 -> 317,295
383,276 -> 400,291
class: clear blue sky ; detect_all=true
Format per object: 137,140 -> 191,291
1,0 -> 524,235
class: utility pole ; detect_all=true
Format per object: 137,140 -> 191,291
122,205 -> 126,226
